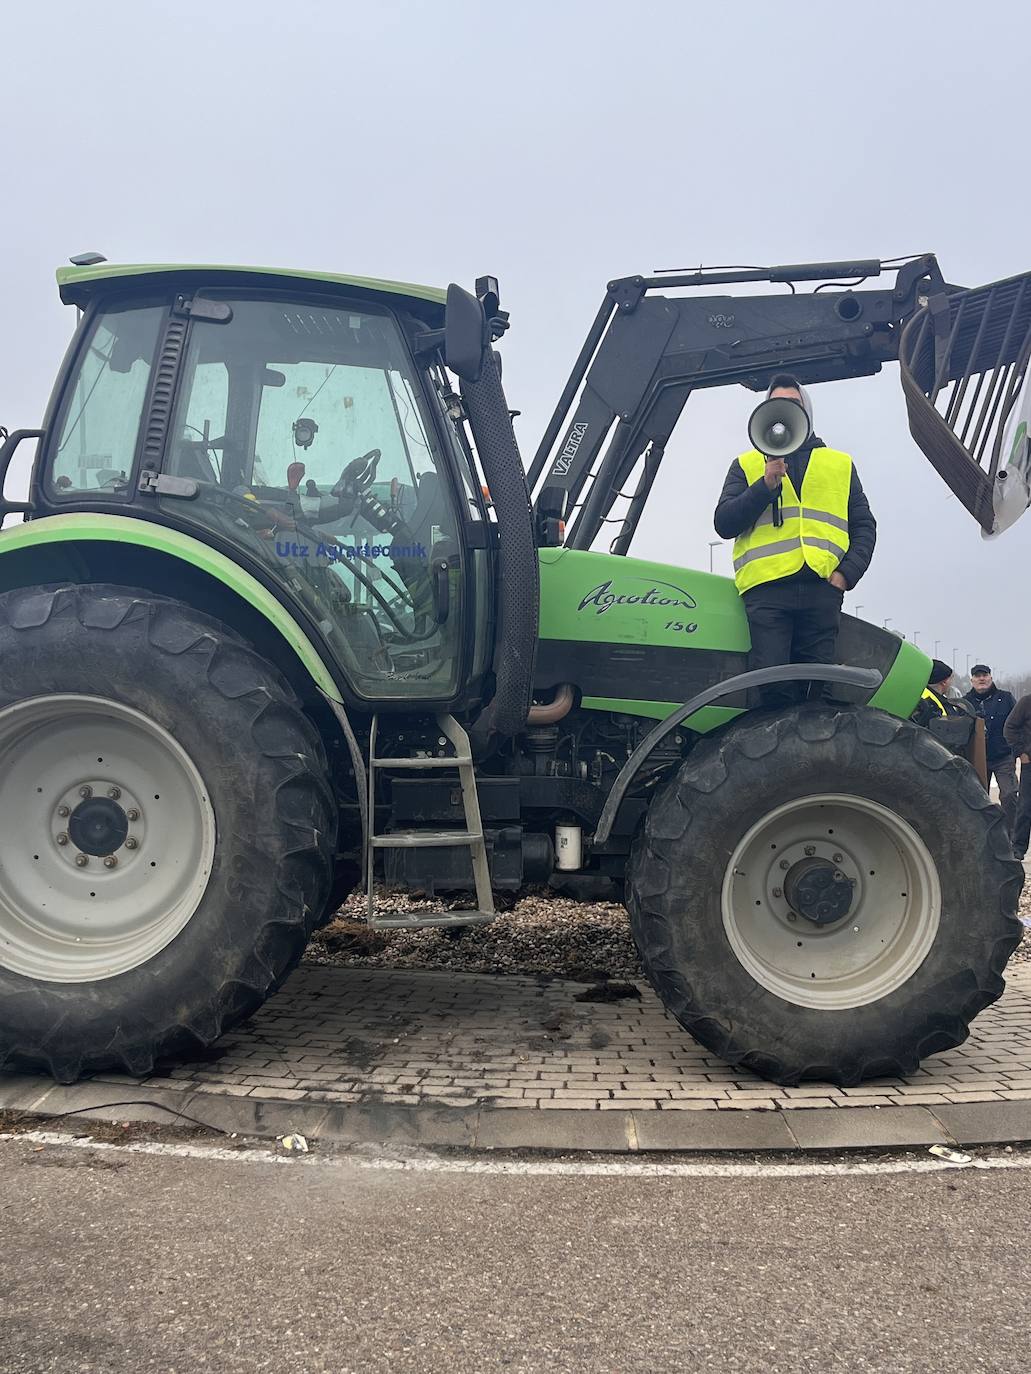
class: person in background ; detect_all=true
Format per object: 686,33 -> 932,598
965,665 -> 1018,835
912,660 -> 973,727
713,373 -> 877,707
1003,691 -> 1031,860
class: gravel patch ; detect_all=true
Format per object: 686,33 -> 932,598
308,868 -> 1031,978
307,887 -> 641,980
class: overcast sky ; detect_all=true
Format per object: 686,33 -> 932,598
3,0 -> 1028,679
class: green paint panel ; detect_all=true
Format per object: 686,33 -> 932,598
540,549 -> 928,726
0,514 -> 343,702
538,546 -> 750,652
57,263 -> 447,310
581,697 -> 743,732
868,637 -> 931,718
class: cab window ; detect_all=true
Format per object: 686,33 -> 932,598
48,304 -> 165,495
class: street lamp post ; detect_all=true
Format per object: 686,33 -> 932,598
854,605 -> 864,618
966,653 -> 973,675
934,639 -> 941,658
708,541 -> 721,573
913,630 -> 920,648
883,617 -> 892,628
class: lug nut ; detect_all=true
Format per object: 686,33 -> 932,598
126,809 -> 140,822
787,912 -> 797,922
79,785 -> 92,800
772,887 -> 783,898
103,856 -> 118,869
125,837 -> 138,850
75,854 -> 89,867
832,852 -> 843,864
779,858 -> 789,871
56,832 -> 69,846
57,804 -> 70,818
107,786 -> 121,801
804,845 -> 816,857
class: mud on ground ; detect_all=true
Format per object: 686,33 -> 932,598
307,876 -> 1031,976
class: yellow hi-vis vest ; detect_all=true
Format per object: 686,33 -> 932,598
732,447 -> 853,594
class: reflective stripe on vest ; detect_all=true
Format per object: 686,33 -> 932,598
732,447 -> 853,593
921,688 -> 948,717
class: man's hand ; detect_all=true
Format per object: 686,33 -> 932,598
828,570 -> 848,591
763,456 -> 787,490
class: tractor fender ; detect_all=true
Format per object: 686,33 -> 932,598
0,513 -> 344,706
593,663 -> 883,846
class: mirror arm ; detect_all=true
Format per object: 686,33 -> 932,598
412,328 -> 446,360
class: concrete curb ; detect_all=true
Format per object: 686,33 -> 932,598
7,1074 -> 1031,1153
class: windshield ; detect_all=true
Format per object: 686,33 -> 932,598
163,296 -> 468,699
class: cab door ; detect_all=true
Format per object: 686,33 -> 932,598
157,294 -> 476,702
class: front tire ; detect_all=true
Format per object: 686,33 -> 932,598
0,585 -> 336,1082
627,705 -> 1023,1086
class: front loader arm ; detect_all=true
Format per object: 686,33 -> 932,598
530,254 -> 1031,550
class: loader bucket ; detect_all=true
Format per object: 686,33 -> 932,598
900,270 -> 1031,537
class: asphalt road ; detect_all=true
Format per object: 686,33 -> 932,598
1,1137 -> 1029,1373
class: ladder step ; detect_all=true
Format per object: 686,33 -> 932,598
371,756 -> 473,770
371,830 -> 483,848
369,909 -> 495,931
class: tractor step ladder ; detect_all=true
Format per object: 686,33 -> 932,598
366,712 -> 496,931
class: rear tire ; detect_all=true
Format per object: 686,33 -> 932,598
0,584 -> 336,1082
626,705 -> 1023,1086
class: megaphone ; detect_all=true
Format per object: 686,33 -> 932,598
747,396 -> 812,458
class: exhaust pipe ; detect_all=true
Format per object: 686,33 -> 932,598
461,351 -> 540,745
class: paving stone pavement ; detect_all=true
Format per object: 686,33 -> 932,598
81,958 -> 1031,1113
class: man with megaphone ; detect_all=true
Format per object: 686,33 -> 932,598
713,373 -> 877,708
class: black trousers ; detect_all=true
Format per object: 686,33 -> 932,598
743,576 -> 844,708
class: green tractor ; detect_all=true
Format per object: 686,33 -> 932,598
0,253 -> 1025,1086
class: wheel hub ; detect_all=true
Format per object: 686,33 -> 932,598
721,794 -> 941,1010
68,796 -> 129,857
50,777 -> 146,870
783,857 -> 854,926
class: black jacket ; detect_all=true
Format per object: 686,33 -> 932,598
1003,694 -> 1031,757
964,683 -> 1017,763
713,436 -> 877,590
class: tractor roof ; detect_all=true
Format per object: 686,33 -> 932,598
55,262 -> 447,318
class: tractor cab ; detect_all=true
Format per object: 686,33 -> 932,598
20,265 -> 513,713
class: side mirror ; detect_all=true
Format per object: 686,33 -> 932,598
0,429 -> 41,520
444,283 -> 487,383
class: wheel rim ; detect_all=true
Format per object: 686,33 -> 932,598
721,794 -> 941,1010
0,695 -> 216,983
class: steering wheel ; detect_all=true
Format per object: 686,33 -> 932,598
331,448 -> 381,504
